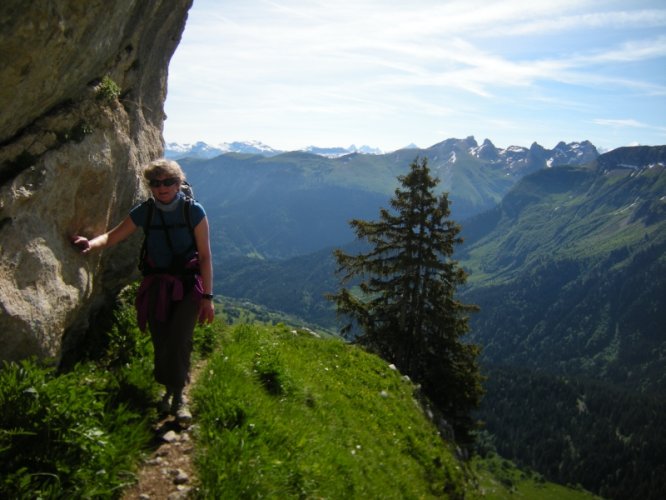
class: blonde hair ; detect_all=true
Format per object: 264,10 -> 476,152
143,159 -> 186,183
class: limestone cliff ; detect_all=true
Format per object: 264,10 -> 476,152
0,0 -> 193,362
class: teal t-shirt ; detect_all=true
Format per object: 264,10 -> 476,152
130,192 -> 206,269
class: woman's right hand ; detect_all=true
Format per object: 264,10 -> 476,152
71,235 -> 91,254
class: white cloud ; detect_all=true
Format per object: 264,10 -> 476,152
165,0 -> 666,150
594,118 -> 649,128
479,9 -> 666,37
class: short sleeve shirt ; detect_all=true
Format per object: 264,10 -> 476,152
130,192 -> 206,269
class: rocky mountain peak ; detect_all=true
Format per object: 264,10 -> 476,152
472,139 -> 500,161
597,145 -> 666,172
547,140 -> 599,167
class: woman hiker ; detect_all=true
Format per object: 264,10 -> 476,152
72,158 -> 215,423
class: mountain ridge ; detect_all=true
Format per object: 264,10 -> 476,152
181,136 -> 598,260
166,136 -> 598,165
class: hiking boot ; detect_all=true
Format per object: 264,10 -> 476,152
171,395 -> 192,425
176,404 -> 192,426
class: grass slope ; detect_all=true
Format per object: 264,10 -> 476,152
191,321 -> 596,499
192,322 -> 466,498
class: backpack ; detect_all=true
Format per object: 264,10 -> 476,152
138,181 -> 197,274
180,180 -> 194,199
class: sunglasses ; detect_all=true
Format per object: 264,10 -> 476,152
148,178 -> 179,188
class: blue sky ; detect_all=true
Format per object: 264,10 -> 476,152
164,0 -> 666,152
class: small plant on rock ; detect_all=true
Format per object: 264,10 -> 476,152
96,75 -> 121,103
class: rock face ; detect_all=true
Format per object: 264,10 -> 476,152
0,0 -> 193,362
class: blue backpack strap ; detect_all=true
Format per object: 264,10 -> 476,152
183,196 -> 195,238
142,198 -> 155,233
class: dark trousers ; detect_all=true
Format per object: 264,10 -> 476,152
147,284 -> 199,392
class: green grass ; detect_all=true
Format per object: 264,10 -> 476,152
468,454 -> 600,499
0,355 -> 155,498
0,284 -> 223,498
218,294 -> 338,337
191,322 -> 601,499
1,292 -> 600,498
192,322 -> 468,499
0,285 -> 160,498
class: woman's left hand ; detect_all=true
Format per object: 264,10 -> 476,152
198,298 -> 215,324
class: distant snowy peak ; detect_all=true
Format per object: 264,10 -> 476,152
423,136 -> 598,176
353,144 -> 384,155
469,138 -> 500,161
547,140 -> 598,167
464,137 -> 598,169
165,141 -> 382,159
596,144 -> 666,174
165,140 -> 280,159
303,145 -> 351,157
225,140 -> 282,156
165,141 -> 218,157
304,144 -> 384,158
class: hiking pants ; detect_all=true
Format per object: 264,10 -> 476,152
146,282 -> 199,392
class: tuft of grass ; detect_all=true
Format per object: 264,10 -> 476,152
192,322 -> 468,499
193,320 -> 226,360
96,75 -> 121,103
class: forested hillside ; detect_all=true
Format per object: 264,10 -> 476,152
460,146 -> 666,392
460,146 -> 666,498
478,365 -> 665,500
218,249 -> 339,327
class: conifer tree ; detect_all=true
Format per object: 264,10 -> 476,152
330,157 -> 483,443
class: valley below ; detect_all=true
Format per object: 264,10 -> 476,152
181,138 -> 665,499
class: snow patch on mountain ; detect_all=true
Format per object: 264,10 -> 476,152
303,144 -> 382,157
165,140 -> 281,159
165,141 -> 383,159
166,137 -> 599,168
466,138 -> 598,171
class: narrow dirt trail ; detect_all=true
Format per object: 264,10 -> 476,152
122,364 -> 204,500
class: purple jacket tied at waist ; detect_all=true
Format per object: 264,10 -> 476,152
135,258 -> 203,332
